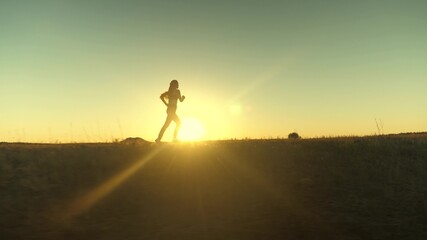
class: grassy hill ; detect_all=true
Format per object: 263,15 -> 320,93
1,135 -> 427,239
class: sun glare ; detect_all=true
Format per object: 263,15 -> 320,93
179,117 -> 205,141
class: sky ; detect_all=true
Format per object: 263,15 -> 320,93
1,0 -> 426,142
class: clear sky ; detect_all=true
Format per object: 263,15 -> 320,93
1,0 -> 426,142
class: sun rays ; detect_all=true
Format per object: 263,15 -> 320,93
58,145 -> 165,221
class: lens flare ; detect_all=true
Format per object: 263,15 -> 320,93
228,104 -> 242,116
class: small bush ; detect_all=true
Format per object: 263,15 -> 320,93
288,132 -> 301,139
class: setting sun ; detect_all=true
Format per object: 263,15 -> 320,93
179,117 -> 205,141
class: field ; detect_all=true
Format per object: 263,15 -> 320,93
1,135 -> 427,239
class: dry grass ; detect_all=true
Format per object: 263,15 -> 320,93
1,135 -> 427,239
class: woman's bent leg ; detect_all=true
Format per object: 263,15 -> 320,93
173,114 -> 181,141
156,115 -> 173,142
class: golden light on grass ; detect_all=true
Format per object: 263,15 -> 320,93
179,117 -> 205,141
58,146 -> 165,222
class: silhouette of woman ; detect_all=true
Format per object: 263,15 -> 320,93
156,80 -> 185,142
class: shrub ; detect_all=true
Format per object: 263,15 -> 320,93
288,132 -> 301,139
